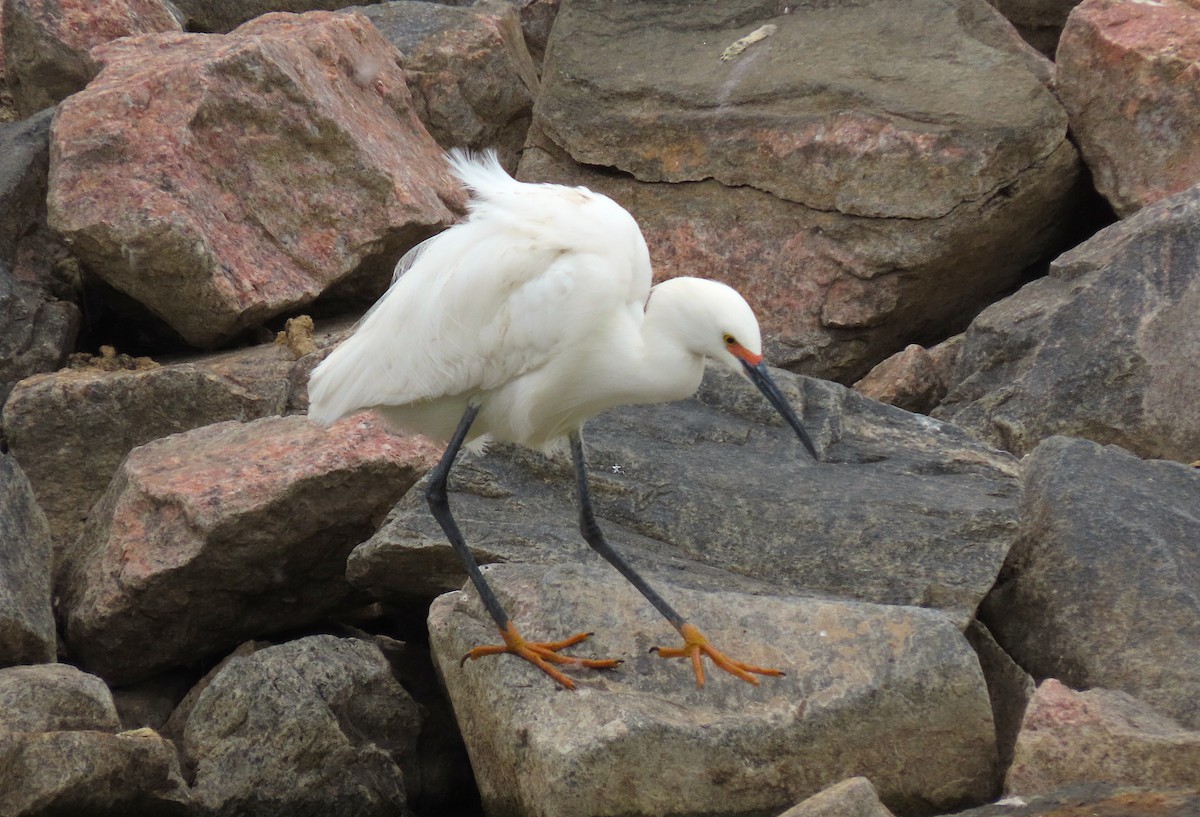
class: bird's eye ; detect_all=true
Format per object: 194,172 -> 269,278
723,333 -> 736,346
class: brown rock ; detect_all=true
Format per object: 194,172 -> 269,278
60,414 -> 439,684
3,342 -> 294,553
521,0 -> 1080,381
0,663 -> 119,732
0,0 -> 181,116
351,1 -> 539,170
986,0 -> 1081,56
169,0 -> 365,33
852,344 -> 949,414
0,729 -> 190,816
1056,0 -> 1200,216
1006,680 -> 1200,795
950,784 -> 1200,817
47,11 -> 463,347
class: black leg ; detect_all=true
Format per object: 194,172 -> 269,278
570,431 -> 687,631
426,403 -> 511,630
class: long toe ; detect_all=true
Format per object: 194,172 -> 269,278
462,623 -> 622,690
652,622 -> 784,688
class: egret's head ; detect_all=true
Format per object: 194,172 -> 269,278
649,277 -> 763,374
648,276 -> 818,460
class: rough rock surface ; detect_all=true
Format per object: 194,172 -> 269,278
0,663 -> 119,731
521,0 -> 1080,381
852,343 -> 953,415
1056,0 -> 1200,216
966,620 -> 1035,774
949,784 -> 1200,817
430,561 -> 997,817
0,0 -> 182,117
47,11 -> 463,347
0,108 -> 80,415
935,184 -> 1200,461
778,777 -> 898,817
350,1 -> 539,170
1006,679 -> 1200,795
61,414 -> 439,683
351,368 -> 1020,627
979,436 -> 1200,730
3,343 -> 295,551
181,635 -> 421,817
985,0 -> 1080,56
0,454 -> 55,665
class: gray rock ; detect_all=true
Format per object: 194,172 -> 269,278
966,619 -> 1035,775
776,777 -> 897,817
1006,679 -> 1200,796
181,635 -> 421,817
979,436 -> 1200,729
0,453 -> 55,665
350,368 -> 1020,628
0,108 -> 80,417
935,185 -> 1200,461
429,561 -> 998,817
350,1 -> 539,169
521,0 -> 1080,381
0,729 -> 190,816
60,415 -> 437,684
0,663 -> 119,732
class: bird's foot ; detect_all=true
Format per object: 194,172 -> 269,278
461,622 -> 622,690
651,622 -> 784,688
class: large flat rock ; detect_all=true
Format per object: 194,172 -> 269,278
350,368 -> 1020,628
429,561 -> 998,817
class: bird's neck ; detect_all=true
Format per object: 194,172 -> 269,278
625,294 -> 707,405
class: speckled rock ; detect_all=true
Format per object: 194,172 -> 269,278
777,777 -> 897,817
0,0 -> 181,116
1056,0 -> 1200,216
1005,679 -> 1200,795
47,11 -> 463,347
181,635 -> 420,817
935,184 -> 1200,461
0,454 -> 55,665
429,561 -> 997,817
3,343 -> 294,552
0,663 -> 119,732
980,436 -> 1200,730
349,1 -> 539,170
60,414 -> 439,684
521,0 -> 1080,381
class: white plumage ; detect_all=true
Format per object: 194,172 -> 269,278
307,150 -> 766,453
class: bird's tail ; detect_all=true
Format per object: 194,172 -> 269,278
446,148 -> 523,201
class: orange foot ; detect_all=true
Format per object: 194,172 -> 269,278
461,622 -> 622,690
652,622 -> 784,687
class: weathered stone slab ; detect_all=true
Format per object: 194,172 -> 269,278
429,561 -> 997,817
351,368 -> 1020,627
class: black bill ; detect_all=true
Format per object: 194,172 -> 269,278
742,360 -> 819,461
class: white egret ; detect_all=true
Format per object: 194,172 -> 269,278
308,151 -> 818,689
